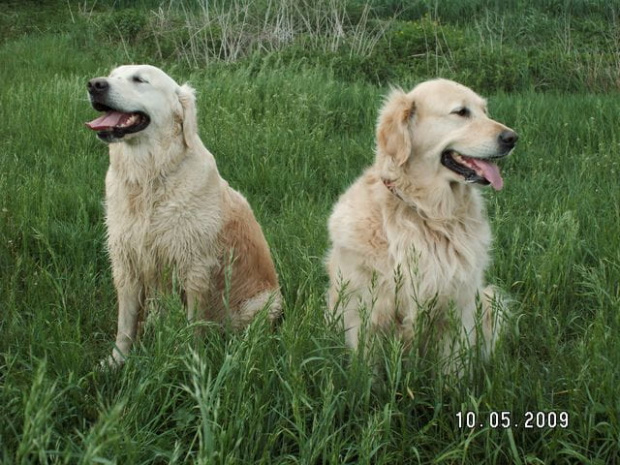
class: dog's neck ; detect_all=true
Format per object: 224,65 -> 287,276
108,129 -> 187,186
382,178 -> 401,200
381,175 -> 482,223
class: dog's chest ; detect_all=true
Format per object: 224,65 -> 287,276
105,177 -> 220,275
387,213 -> 491,299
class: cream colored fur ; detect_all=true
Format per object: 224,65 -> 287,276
89,65 -> 281,365
326,79 -> 515,371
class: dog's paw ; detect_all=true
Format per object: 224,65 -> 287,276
98,352 -> 126,371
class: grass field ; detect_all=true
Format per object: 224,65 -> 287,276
1,1 -> 619,463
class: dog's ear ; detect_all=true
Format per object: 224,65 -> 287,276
176,84 -> 197,148
376,89 -> 415,166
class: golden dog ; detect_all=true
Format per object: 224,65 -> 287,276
326,79 -> 517,370
86,65 -> 281,365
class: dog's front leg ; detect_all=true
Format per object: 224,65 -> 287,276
184,263 -> 218,335
108,281 -> 143,366
441,290 -> 503,377
479,285 -> 507,356
185,287 -> 207,323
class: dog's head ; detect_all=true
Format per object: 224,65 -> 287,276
86,64 -> 197,146
376,79 -> 517,191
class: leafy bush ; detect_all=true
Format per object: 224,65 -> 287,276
97,8 -> 147,43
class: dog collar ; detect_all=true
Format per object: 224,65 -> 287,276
382,178 -> 423,214
382,178 -> 403,201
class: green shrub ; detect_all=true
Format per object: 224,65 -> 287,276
97,8 -> 147,43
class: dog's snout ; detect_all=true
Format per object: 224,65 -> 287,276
498,130 -> 518,150
88,78 -> 109,95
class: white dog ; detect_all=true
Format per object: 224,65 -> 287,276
326,79 -> 517,370
86,64 -> 281,365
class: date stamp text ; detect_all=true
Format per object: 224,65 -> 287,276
456,411 -> 569,429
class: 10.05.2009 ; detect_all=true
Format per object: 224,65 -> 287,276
456,411 -> 569,429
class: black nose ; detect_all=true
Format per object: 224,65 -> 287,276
498,130 -> 518,150
88,78 -> 109,95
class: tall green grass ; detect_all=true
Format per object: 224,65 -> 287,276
14,0 -> 617,92
1,2 -> 619,464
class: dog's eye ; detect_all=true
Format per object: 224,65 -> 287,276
132,75 -> 147,84
452,107 -> 470,117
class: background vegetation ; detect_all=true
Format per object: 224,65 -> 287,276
1,0 -> 619,463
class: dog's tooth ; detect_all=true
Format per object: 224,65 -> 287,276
118,114 -> 137,128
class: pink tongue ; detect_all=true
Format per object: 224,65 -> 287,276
468,158 -> 504,190
85,111 -> 130,131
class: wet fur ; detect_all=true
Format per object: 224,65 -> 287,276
93,65 -> 281,365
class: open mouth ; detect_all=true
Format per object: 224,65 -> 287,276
441,150 -> 505,191
85,102 -> 150,141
